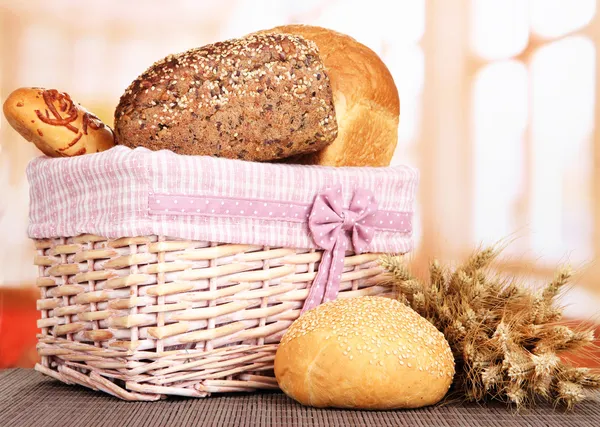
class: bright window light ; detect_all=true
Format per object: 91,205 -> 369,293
530,36 -> 595,262
531,0 -> 596,39
471,0 -> 529,60
472,60 -> 528,248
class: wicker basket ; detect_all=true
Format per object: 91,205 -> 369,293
28,147 -> 418,400
34,234 -> 389,400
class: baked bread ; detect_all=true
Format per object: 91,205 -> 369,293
259,25 -> 399,167
114,33 -> 337,161
3,87 -> 115,157
275,297 -> 455,409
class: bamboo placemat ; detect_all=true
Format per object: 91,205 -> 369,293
1,369 -> 599,427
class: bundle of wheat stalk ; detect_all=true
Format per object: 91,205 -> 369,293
380,246 -> 600,409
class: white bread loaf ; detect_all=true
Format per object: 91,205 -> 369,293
275,297 -> 455,409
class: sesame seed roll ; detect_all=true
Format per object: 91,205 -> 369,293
275,296 -> 455,409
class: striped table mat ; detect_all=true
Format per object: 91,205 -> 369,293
1,369 -> 599,427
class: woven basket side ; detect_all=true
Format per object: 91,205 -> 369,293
34,234 -> 391,399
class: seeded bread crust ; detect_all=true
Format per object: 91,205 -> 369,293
114,33 -> 337,161
275,297 -> 455,409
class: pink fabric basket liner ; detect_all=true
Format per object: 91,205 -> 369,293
27,146 -> 419,254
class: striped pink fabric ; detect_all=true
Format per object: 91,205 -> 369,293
27,146 -> 419,254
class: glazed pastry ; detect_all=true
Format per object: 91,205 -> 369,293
3,87 -> 115,157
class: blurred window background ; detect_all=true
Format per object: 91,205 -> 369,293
1,0 -> 599,366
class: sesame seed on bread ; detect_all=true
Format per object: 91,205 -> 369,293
114,32 -> 337,161
275,296 -> 455,409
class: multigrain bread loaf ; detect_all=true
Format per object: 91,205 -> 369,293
275,297 -> 455,409
115,26 -> 400,166
114,33 -> 337,161
257,25 -> 400,167
3,87 -> 114,157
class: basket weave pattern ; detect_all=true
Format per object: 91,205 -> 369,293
33,234 -> 389,400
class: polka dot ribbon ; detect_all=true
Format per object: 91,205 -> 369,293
302,185 -> 378,313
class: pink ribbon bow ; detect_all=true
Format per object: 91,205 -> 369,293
302,185 -> 378,313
